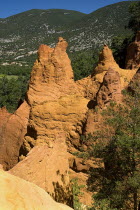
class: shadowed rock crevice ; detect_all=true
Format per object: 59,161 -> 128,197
87,99 -> 97,109
26,125 -> 37,140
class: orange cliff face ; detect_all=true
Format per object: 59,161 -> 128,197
0,36 -> 139,207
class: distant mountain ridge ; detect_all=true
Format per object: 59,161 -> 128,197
0,1 -> 134,65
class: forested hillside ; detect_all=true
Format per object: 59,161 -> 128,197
0,1 -> 134,65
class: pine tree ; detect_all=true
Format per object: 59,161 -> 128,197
88,75 -> 140,210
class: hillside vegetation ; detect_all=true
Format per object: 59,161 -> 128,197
0,1 -> 134,65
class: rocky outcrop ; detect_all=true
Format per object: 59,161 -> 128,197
84,67 -> 122,134
125,31 -> 140,69
0,39 -> 136,170
0,36 -> 139,207
0,101 -> 30,170
95,44 -> 119,75
26,37 -> 77,106
0,170 -> 73,210
23,37 -> 89,153
79,43 -> 137,135
77,44 -> 136,101
76,45 -> 119,99
94,45 -> 136,88
11,37 -> 89,205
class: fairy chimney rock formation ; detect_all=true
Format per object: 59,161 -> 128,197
95,45 -> 119,74
24,37 -> 88,150
27,37 -> 76,106
30,37 -> 73,85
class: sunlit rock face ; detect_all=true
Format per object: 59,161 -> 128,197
0,170 -> 73,210
24,37 -> 89,151
11,37 -> 89,205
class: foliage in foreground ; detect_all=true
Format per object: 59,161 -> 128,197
87,79 -> 140,210
111,34 -> 134,68
71,178 -> 85,210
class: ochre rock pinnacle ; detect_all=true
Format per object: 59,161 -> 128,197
37,44 -> 53,65
95,45 -> 119,74
55,37 -> 68,51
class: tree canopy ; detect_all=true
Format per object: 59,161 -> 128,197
0,75 -> 29,113
128,1 -> 140,32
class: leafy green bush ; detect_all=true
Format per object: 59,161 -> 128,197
70,50 -> 98,80
71,178 -> 84,210
111,34 -> 134,68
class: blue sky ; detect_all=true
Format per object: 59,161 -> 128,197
0,0 -> 134,18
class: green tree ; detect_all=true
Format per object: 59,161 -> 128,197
128,1 -> 140,32
111,1 -> 140,68
88,79 -> 140,209
71,178 -> 84,210
0,75 -> 29,112
70,50 -> 98,80
111,35 -> 134,68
